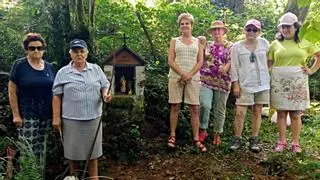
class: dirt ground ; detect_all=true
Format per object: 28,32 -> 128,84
100,138 -> 303,180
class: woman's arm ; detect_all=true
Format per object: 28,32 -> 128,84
52,95 -> 62,131
8,81 -> 23,127
230,45 -> 240,98
102,88 -> 112,103
309,52 -> 320,74
267,60 -> 273,69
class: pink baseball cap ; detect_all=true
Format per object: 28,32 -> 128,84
278,12 -> 298,28
245,19 -> 261,29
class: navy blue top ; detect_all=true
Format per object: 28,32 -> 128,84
10,57 -> 55,119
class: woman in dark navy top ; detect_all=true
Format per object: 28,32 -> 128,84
8,33 -> 55,157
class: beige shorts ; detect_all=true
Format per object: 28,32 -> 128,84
236,89 -> 270,106
168,78 -> 200,105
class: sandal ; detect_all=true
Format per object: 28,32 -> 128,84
194,140 -> 207,152
212,134 -> 221,145
291,143 -> 302,153
167,136 -> 176,148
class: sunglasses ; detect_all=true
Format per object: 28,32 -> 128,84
245,28 -> 259,33
28,46 -> 44,51
250,53 -> 257,63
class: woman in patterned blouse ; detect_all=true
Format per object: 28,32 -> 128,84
198,21 -> 233,146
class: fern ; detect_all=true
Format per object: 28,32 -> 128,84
12,135 -> 48,180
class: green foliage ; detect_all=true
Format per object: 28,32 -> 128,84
13,137 -> 46,180
0,160 -> 5,180
0,138 -> 9,153
103,97 -> 144,163
297,0 -> 312,8
299,0 -> 320,44
108,96 -> 135,109
0,23 -> 23,71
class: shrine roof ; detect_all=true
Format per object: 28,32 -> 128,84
104,45 -> 146,66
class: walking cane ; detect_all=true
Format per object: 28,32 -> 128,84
82,58 -> 115,180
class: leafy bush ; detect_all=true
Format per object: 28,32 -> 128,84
103,96 -> 144,163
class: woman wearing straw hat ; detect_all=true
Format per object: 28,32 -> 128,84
198,21 -> 233,145
268,12 -> 320,153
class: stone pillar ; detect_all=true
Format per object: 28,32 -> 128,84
135,66 -> 145,97
104,65 -> 115,94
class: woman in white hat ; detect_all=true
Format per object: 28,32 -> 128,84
268,12 -> 320,153
230,19 -> 270,153
198,21 -> 233,146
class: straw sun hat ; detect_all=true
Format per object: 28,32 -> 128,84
207,20 -> 229,34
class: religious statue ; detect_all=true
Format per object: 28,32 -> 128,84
128,81 -> 132,95
120,76 -> 126,94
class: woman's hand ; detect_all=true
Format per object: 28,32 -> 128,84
13,116 -> 23,128
233,83 -> 240,98
103,92 -> 112,103
218,65 -> 229,74
197,36 -> 207,46
301,66 -> 312,75
52,118 -> 61,131
181,72 -> 192,81
178,78 -> 187,85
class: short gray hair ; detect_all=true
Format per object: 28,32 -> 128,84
177,13 -> 194,26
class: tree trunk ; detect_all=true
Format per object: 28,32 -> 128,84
212,0 -> 244,13
76,0 -> 85,27
135,11 -> 158,60
89,0 -> 95,28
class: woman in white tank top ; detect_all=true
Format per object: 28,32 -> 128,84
167,13 -> 206,152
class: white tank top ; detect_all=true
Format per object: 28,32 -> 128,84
168,37 -> 200,80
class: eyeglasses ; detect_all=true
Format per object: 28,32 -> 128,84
28,46 -> 44,51
250,53 -> 257,63
245,28 -> 259,33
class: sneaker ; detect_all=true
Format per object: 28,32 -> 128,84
249,136 -> 261,153
274,141 -> 287,152
199,131 -> 208,142
291,143 -> 302,153
229,137 -> 243,150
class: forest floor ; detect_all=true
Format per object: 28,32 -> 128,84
101,136 -> 320,180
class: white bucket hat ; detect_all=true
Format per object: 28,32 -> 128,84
278,12 -> 299,28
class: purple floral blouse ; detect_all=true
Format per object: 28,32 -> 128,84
200,40 -> 233,93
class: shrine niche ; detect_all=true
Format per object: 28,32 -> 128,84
103,44 -> 146,96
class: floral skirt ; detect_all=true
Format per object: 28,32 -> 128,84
270,67 -> 309,110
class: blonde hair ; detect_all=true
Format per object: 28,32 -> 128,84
177,13 -> 194,26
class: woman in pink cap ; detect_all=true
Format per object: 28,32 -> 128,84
268,12 -> 320,153
198,21 -> 233,145
230,19 -> 270,152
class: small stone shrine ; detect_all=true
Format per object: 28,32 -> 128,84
103,35 -> 146,96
